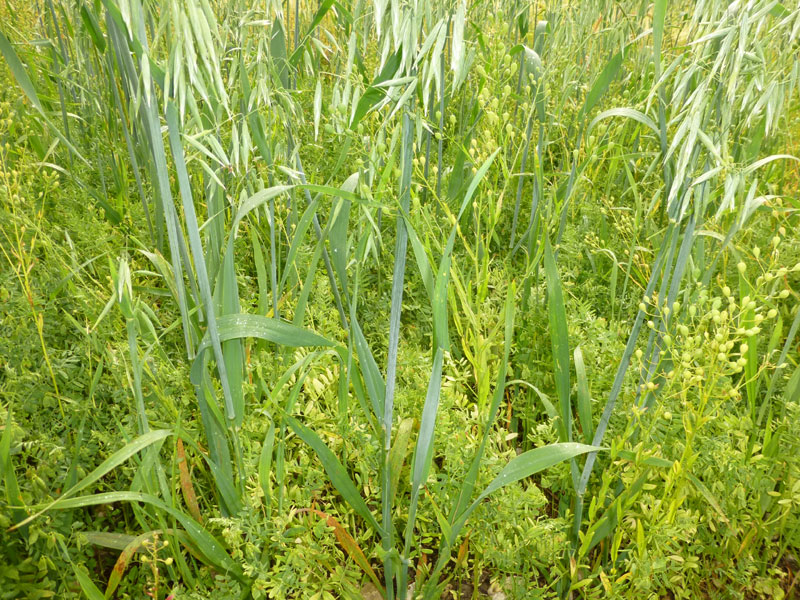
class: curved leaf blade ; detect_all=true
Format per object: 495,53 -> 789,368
286,416 -> 384,536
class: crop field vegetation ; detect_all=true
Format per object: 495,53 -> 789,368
0,0 -> 799,598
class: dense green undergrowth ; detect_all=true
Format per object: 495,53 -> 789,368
1,0 -> 800,598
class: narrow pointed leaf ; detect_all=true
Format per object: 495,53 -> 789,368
10,430 -> 172,531
286,416 -> 383,535
36,491 -> 245,581
544,237 -> 571,442
300,508 -> 384,595
574,347 -> 593,444
452,443 -> 601,541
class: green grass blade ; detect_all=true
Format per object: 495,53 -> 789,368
399,347 -> 444,594
44,491 -> 245,581
686,473 -> 729,524
760,302 -> 800,425
405,216 -> 435,301
579,50 -> 623,120
288,0 -> 335,66
1,409 -> 28,532
0,29 -> 42,110
293,242 -> 324,328
258,422 -> 275,518
217,244 -> 245,429
71,564 -> 105,600
574,347 -> 593,445
328,173 -> 357,294
195,314 -> 335,350
166,102 -> 237,421
578,241 -> 670,496
459,443 -> 602,525
352,317 -> 386,421
286,416 -> 384,535
79,4 -> 106,52
448,283 -> 516,525
544,237 -> 571,443
381,108 -> 415,599
448,442 -> 601,551
653,0 -> 667,76
190,313 -> 335,390
405,347 -> 444,538
277,193 -> 318,286
350,48 -> 403,129
588,108 -> 659,136
433,148 -> 501,352
250,228 -> 269,315
388,418 -> 415,505
0,29 -> 88,164
10,430 -> 171,531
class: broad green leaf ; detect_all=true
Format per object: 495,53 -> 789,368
329,173 -> 357,292
0,29 -> 42,109
653,0 -> 667,71
270,19 -> 289,88
523,47 -> 542,80
250,229 -> 269,315
206,314 -> 333,348
191,313 -> 334,388
84,531 -> 139,551
769,3 -> 790,17
410,348 -> 445,496
384,109 -> 415,477
218,244 -> 245,426
405,218 -> 434,301
743,154 -> 799,175
279,196 -> 320,290
451,2 -> 466,74
399,348 -> 445,590
478,443 -> 600,506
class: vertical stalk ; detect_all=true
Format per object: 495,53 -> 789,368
383,107 -> 414,600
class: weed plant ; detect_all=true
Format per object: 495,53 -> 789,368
1,0 -> 800,599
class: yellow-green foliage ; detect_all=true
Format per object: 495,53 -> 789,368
1,1 -> 799,599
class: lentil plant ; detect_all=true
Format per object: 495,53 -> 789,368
1,0 -> 799,598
